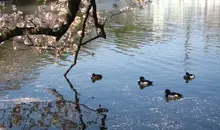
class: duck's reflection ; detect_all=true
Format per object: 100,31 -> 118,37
0,77 -> 108,130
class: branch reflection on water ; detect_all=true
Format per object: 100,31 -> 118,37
0,77 -> 108,130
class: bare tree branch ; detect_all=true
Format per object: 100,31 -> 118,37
81,35 -> 102,45
104,7 -> 134,25
64,0 -> 108,76
63,0 -> 134,76
91,0 -> 106,39
64,2 -> 92,76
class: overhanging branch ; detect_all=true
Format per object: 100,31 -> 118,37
0,0 -> 81,43
0,25 -> 68,42
64,0 -> 132,76
64,1 -> 93,76
64,0 -> 108,76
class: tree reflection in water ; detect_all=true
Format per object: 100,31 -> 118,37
0,77 -> 108,130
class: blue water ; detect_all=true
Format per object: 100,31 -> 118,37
0,0 -> 220,129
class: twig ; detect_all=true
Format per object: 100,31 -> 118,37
26,34 -> 34,45
64,2 -> 92,76
104,9 -> 133,25
29,20 -> 37,27
81,35 -> 102,45
2,27 -> 12,33
64,0 -> 108,76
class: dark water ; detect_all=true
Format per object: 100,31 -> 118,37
0,0 -> 220,129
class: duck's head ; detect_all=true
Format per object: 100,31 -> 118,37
186,72 -> 189,75
139,76 -> 145,81
92,73 -> 96,77
113,3 -> 117,7
165,89 -> 171,94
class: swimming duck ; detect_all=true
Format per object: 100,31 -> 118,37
91,73 -> 103,83
183,72 -> 195,81
164,89 -> 183,102
113,3 -> 118,8
138,76 -> 153,87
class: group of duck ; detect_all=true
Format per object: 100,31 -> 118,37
91,72 -> 195,102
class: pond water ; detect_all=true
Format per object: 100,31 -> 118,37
0,0 -> 220,129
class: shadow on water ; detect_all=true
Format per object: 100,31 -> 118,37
0,42 -> 40,91
0,41 -> 94,93
0,42 -> 62,92
0,77 -> 108,130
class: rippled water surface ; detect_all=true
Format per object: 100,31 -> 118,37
0,0 -> 220,129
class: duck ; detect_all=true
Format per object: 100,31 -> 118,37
113,0 -> 119,8
138,76 -> 153,87
164,89 -> 183,102
91,73 -> 103,83
183,72 -> 195,81
113,3 -> 118,8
